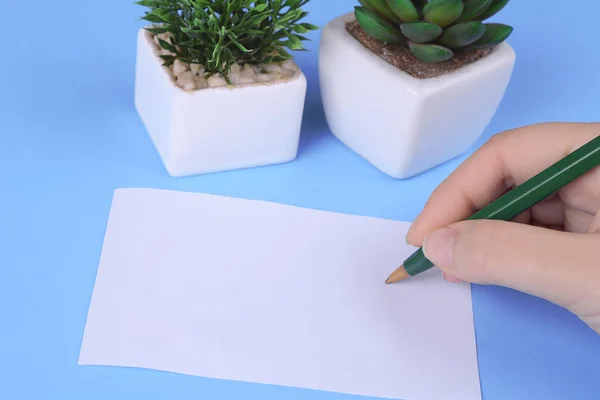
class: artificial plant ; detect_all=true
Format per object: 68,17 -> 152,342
354,0 -> 513,63
136,0 -> 318,79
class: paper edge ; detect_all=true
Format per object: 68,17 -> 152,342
77,189 -> 126,365
113,187 -> 415,227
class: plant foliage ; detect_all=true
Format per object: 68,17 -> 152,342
355,0 -> 512,63
136,0 -> 318,79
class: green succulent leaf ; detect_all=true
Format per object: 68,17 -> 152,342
385,0 -> 419,22
409,42 -> 454,63
423,0 -> 464,27
158,38 -> 177,53
456,0 -> 493,23
354,6 -> 405,43
146,25 -> 170,34
358,0 -> 376,12
141,12 -> 165,23
401,21 -> 443,43
477,0 -> 510,21
464,22 -> 513,49
159,54 -> 176,66
362,0 -> 403,24
437,21 -> 486,48
412,0 -> 429,7
300,22 -> 320,31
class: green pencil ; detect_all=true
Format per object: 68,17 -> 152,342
385,134 -> 600,284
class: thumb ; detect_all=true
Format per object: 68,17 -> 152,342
421,220 -> 599,311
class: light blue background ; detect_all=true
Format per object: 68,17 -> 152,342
2,0 -> 599,399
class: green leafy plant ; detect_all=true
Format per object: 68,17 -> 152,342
354,0 -> 513,63
136,0 -> 318,80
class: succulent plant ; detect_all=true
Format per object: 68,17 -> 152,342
354,0 -> 513,63
137,0 -> 318,80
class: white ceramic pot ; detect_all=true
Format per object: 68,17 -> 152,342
134,28 -> 307,177
318,13 -> 516,179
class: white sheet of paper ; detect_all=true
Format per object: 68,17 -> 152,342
79,188 -> 481,400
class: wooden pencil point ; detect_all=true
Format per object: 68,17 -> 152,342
385,265 -> 409,284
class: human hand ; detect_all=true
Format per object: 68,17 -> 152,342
405,122 -> 600,334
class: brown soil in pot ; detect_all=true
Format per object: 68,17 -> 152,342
346,20 -> 492,79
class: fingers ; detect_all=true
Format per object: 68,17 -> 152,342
511,197 -> 568,229
422,220 -> 600,317
564,206 -> 596,233
559,165 -> 600,216
530,195 -> 564,227
511,209 -> 531,225
406,122 -> 600,246
588,213 -> 600,233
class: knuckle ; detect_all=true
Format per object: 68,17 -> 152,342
488,122 -> 547,145
478,133 -> 503,155
479,130 -> 513,157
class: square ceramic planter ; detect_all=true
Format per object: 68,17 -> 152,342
134,28 -> 308,177
318,13 -> 516,179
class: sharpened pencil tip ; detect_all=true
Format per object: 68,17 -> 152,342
385,265 -> 409,284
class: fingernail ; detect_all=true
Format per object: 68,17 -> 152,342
422,227 -> 457,269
